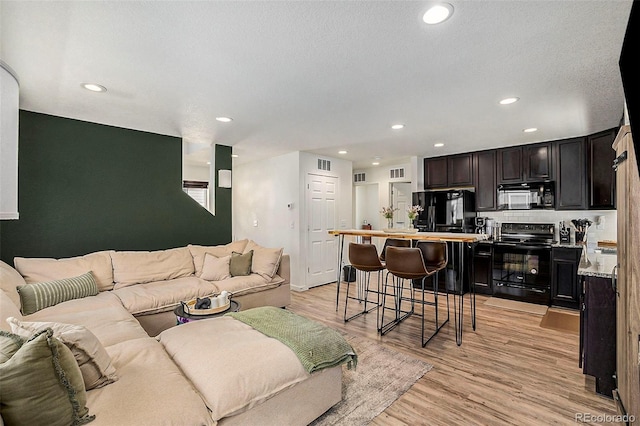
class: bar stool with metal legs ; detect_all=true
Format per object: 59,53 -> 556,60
414,241 -> 450,341
343,243 -> 385,327
382,244 -> 448,346
378,238 -> 411,264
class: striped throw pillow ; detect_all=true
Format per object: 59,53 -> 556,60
16,272 -> 99,315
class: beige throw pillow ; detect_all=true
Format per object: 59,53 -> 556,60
7,317 -> 118,390
188,239 -> 249,277
229,251 -> 253,277
243,240 -> 284,279
0,328 -> 94,426
200,254 -> 231,281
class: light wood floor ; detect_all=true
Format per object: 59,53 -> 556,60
288,283 -> 617,425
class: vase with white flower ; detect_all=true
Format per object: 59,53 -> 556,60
380,206 -> 398,229
406,205 -> 424,229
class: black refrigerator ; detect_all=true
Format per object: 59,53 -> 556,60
412,190 -> 476,233
411,189 -> 477,293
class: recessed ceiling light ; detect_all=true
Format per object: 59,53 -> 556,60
434,143 -> 445,147
372,162 -> 380,166
231,154 -> 239,158
338,150 -> 347,154
81,83 -> 106,92
216,117 -> 233,123
523,127 -> 538,133
499,97 -> 519,105
206,161 -> 211,165
391,124 -> 405,130
423,3 -> 454,24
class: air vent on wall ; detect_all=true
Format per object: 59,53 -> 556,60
318,159 -> 331,171
354,172 -> 366,183
390,168 -> 405,179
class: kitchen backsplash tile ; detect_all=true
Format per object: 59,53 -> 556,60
482,210 -> 617,250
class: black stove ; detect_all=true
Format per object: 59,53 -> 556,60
492,222 -> 554,305
494,222 -> 556,248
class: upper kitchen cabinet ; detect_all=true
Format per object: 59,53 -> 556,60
424,153 -> 473,189
497,142 -> 553,184
424,157 -> 448,188
587,128 -> 617,209
497,146 -> 523,183
556,137 -> 588,210
474,150 -> 497,211
524,142 -> 553,181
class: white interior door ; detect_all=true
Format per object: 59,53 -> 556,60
306,174 -> 338,287
391,182 -> 411,228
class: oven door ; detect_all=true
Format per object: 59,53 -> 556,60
492,243 -> 551,304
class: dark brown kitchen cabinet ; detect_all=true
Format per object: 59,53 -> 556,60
497,146 -> 523,183
424,154 -> 473,189
424,157 -> 448,188
587,128 -> 617,209
473,242 -> 493,295
556,137 -> 588,210
524,142 -> 553,181
551,247 -> 581,309
580,275 -> 616,397
474,150 -> 497,211
497,142 -> 552,184
448,154 -> 474,187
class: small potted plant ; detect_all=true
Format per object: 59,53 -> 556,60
407,205 -> 424,229
380,206 -> 398,229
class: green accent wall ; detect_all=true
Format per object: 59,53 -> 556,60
0,111 -> 232,265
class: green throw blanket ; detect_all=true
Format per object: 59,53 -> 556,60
226,307 -> 357,373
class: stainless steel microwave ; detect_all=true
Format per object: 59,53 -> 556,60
497,182 -> 555,210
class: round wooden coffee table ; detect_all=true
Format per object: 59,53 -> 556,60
174,300 -> 240,325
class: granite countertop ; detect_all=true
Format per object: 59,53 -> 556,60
577,250 -> 618,279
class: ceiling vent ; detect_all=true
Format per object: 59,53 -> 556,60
354,172 -> 366,183
317,159 -> 331,171
390,168 -> 405,179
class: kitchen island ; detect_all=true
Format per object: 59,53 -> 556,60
329,229 -> 488,345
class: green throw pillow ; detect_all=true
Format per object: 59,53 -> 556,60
229,250 -> 253,277
16,271 -> 99,315
0,328 -> 95,426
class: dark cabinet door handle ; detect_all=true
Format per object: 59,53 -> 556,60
611,264 -> 618,296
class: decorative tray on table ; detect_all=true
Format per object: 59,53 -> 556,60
181,295 -> 231,316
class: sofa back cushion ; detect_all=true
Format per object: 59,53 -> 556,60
14,251 -> 115,292
111,247 -> 194,289
0,261 -> 26,308
188,239 -> 249,277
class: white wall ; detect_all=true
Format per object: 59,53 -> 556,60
354,184 -> 379,229
183,163 -> 210,182
233,151 -> 352,291
354,160 -> 411,230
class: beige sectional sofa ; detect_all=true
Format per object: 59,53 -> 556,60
0,240 -> 344,425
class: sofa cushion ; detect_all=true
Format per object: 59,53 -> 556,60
112,276 -> 219,316
243,240 -> 284,279
230,250 -> 253,277
188,239 -> 249,277
25,292 -> 148,347
17,271 -> 99,315
86,337 -> 214,426
111,247 -> 195,289
157,316 -> 309,421
0,290 -> 22,333
200,253 -> 231,281
0,261 -> 26,308
215,274 -> 285,297
0,328 -> 94,426
14,250 -> 115,292
7,317 -> 118,390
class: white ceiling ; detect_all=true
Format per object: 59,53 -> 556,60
0,1 -> 633,169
